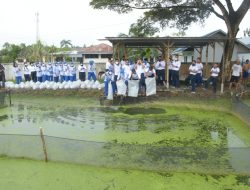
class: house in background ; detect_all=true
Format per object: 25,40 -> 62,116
194,30 -> 250,63
238,36 -> 250,61
79,43 -> 113,64
53,43 -> 113,64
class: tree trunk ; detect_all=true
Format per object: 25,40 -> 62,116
220,27 -> 238,93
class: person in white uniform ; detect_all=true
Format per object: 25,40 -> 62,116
23,63 -> 31,81
172,55 -> 181,88
185,60 -> 198,93
78,62 -> 87,81
205,63 -> 220,93
196,57 -> 203,87
229,59 -> 242,90
155,56 -> 165,85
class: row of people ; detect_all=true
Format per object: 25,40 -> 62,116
185,58 -> 249,93
104,58 -> 156,97
12,61 -> 97,84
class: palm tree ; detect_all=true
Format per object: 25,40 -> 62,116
60,39 -> 72,48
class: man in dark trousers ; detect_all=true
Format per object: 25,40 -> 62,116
0,63 -> 6,88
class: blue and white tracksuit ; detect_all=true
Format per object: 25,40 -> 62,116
104,64 -> 115,97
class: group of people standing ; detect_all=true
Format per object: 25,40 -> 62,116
12,61 -> 97,84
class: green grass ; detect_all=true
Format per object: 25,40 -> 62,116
0,157 -> 249,190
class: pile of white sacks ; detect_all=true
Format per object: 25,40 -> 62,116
5,80 -> 104,90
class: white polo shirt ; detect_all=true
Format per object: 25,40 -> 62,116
189,64 -> 198,75
172,60 -> 181,71
155,60 -> 165,70
196,63 -> 203,74
231,64 -> 242,77
211,67 -> 220,77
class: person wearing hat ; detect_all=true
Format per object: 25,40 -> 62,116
23,62 -> 31,81
78,62 -> 87,81
87,60 -> 96,81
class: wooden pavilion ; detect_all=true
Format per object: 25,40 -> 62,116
104,36 -> 229,93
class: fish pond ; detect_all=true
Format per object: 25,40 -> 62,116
0,95 -> 250,189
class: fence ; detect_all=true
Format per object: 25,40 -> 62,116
0,131 -> 250,175
232,95 -> 250,124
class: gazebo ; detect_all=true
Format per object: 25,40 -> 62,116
103,36 -> 229,93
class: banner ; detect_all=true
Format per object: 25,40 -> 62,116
117,80 -> 127,96
107,81 -> 113,100
145,78 -> 156,96
128,80 -> 139,97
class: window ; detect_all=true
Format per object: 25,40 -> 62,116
101,54 -> 112,59
84,54 -> 99,59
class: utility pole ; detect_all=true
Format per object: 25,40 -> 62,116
35,12 -> 40,42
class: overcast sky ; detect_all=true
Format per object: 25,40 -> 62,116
0,0 -> 249,48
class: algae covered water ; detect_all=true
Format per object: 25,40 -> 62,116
0,95 -> 250,189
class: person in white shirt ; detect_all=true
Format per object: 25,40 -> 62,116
145,65 -> 156,78
41,63 -> 47,82
168,57 -> 174,86
63,62 -> 70,81
53,62 -> 60,82
104,60 -> 115,97
185,60 -> 198,93
78,62 -> 87,81
196,57 -> 203,87
47,62 -> 53,81
23,63 -> 31,81
36,63 -> 42,82
205,63 -> 220,93
135,58 -> 146,95
29,62 -> 37,82
113,58 -> 120,93
13,62 -> 22,84
172,55 -> 181,88
154,56 -> 165,85
58,62 -> 64,82
87,60 -> 96,81
229,59 -> 242,90
69,62 -> 76,81
105,58 -> 112,71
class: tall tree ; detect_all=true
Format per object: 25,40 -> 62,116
60,39 -> 72,49
90,0 -> 250,76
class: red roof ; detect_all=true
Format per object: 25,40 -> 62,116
80,43 -> 113,54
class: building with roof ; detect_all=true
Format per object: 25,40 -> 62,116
194,30 -> 250,64
53,43 -> 113,64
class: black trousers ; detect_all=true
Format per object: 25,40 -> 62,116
205,76 -> 218,93
156,69 -> 165,85
79,72 -> 86,81
31,71 -> 37,82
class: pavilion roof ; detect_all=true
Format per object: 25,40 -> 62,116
104,36 -> 228,48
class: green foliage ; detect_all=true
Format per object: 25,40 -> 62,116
60,39 -> 72,48
90,0 -> 213,34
